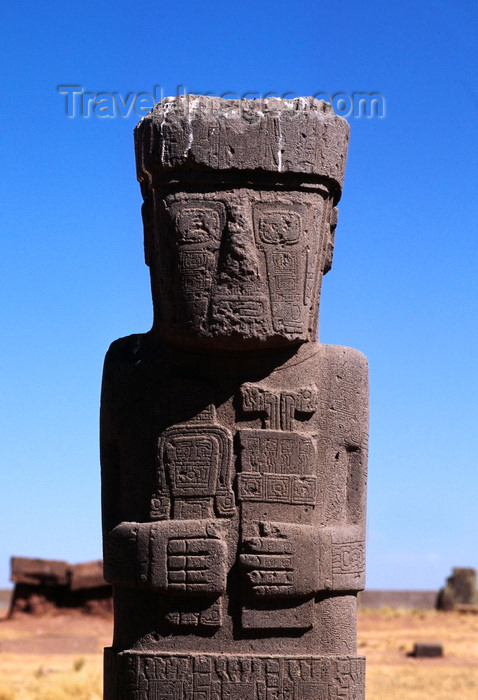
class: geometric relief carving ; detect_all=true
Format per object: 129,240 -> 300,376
253,203 -> 308,337
166,200 -> 226,330
154,419 -> 235,521
170,202 -> 225,245
209,297 -> 268,337
177,251 -> 213,300
238,429 -> 316,477
266,250 -> 303,335
280,388 -> 318,429
141,518 -> 227,630
113,652 -> 365,700
324,356 -> 365,447
166,538 -> 226,594
237,381 -> 319,633
165,598 -> 222,629
332,541 -> 365,577
240,384 -> 318,431
256,209 -> 301,245
237,472 -> 316,505
165,434 -> 220,496
211,297 -> 265,318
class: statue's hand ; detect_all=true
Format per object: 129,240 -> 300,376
104,520 -> 227,596
240,522 -> 318,598
103,522 -> 141,587
149,520 -> 227,597
165,533 -> 226,597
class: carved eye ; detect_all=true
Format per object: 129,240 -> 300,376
170,202 -> 226,244
257,210 -> 301,245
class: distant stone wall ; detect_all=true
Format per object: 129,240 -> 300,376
9,557 -> 112,616
358,589 -> 439,610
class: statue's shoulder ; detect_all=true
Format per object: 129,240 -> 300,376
101,333 -> 169,425
313,345 -> 369,401
318,343 -> 368,376
105,333 -> 157,370
104,332 -> 150,367
102,332 -> 163,385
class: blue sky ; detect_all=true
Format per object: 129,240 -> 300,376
1,0 -> 477,590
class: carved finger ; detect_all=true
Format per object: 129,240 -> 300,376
239,554 -> 292,570
168,538 -> 223,559
243,537 -> 293,554
167,539 -> 187,554
186,569 -> 217,584
184,539 -> 209,554
186,539 -> 223,556
247,571 -> 294,586
167,582 -> 220,594
167,558 -> 226,596
250,585 -> 294,597
259,522 -> 287,537
185,554 -> 217,570
168,554 -> 216,571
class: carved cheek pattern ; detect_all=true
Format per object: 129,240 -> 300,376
253,203 -> 309,336
256,210 -> 301,245
173,204 -> 225,246
165,201 -> 226,329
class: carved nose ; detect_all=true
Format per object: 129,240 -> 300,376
219,208 -> 260,283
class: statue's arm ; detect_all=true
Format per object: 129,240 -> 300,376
103,519 -> 227,597
100,336 -> 152,587
318,345 -> 369,591
101,337 -> 227,596
239,346 -> 368,598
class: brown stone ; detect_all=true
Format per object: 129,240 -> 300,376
454,604 -> 478,613
358,589 -> 439,610
410,642 -> 443,658
9,558 -> 111,617
11,557 -> 69,586
70,560 -> 106,591
437,567 -> 478,611
101,96 -> 368,699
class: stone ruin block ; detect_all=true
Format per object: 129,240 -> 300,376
9,557 -> 111,616
101,95 -> 368,699
410,642 -> 443,658
70,560 -> 106,590
11,556 -> 70,586
437,567 -> 478,611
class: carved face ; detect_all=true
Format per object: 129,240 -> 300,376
146,187 -> 335,350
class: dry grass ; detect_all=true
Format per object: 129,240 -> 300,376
0,654 -> 102,699
1,607 -> 478,698
359,607 -> 478,699
0,606 -> 107,700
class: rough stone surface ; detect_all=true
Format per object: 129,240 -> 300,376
358,589 -> 439,610
102,96 -> 368,699
9,557 -> 111,617
11,557 -> 70,586
135,96 -> 349,195
437,567 -> 478,611
410,642 -> 443,658
70,561 -> 107,591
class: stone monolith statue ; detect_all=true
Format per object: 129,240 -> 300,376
101,96 -> 368,700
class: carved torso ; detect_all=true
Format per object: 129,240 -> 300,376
102,96 -> 368,700
101,336 -> 367,656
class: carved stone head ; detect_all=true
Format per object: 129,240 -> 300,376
135,96 -> 349,351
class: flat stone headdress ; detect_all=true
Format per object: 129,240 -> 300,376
135,96 -> 349,202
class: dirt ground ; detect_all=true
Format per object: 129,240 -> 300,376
0,609 -> 112,655
1,595 -> 478,699
358,607 -> 478,699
